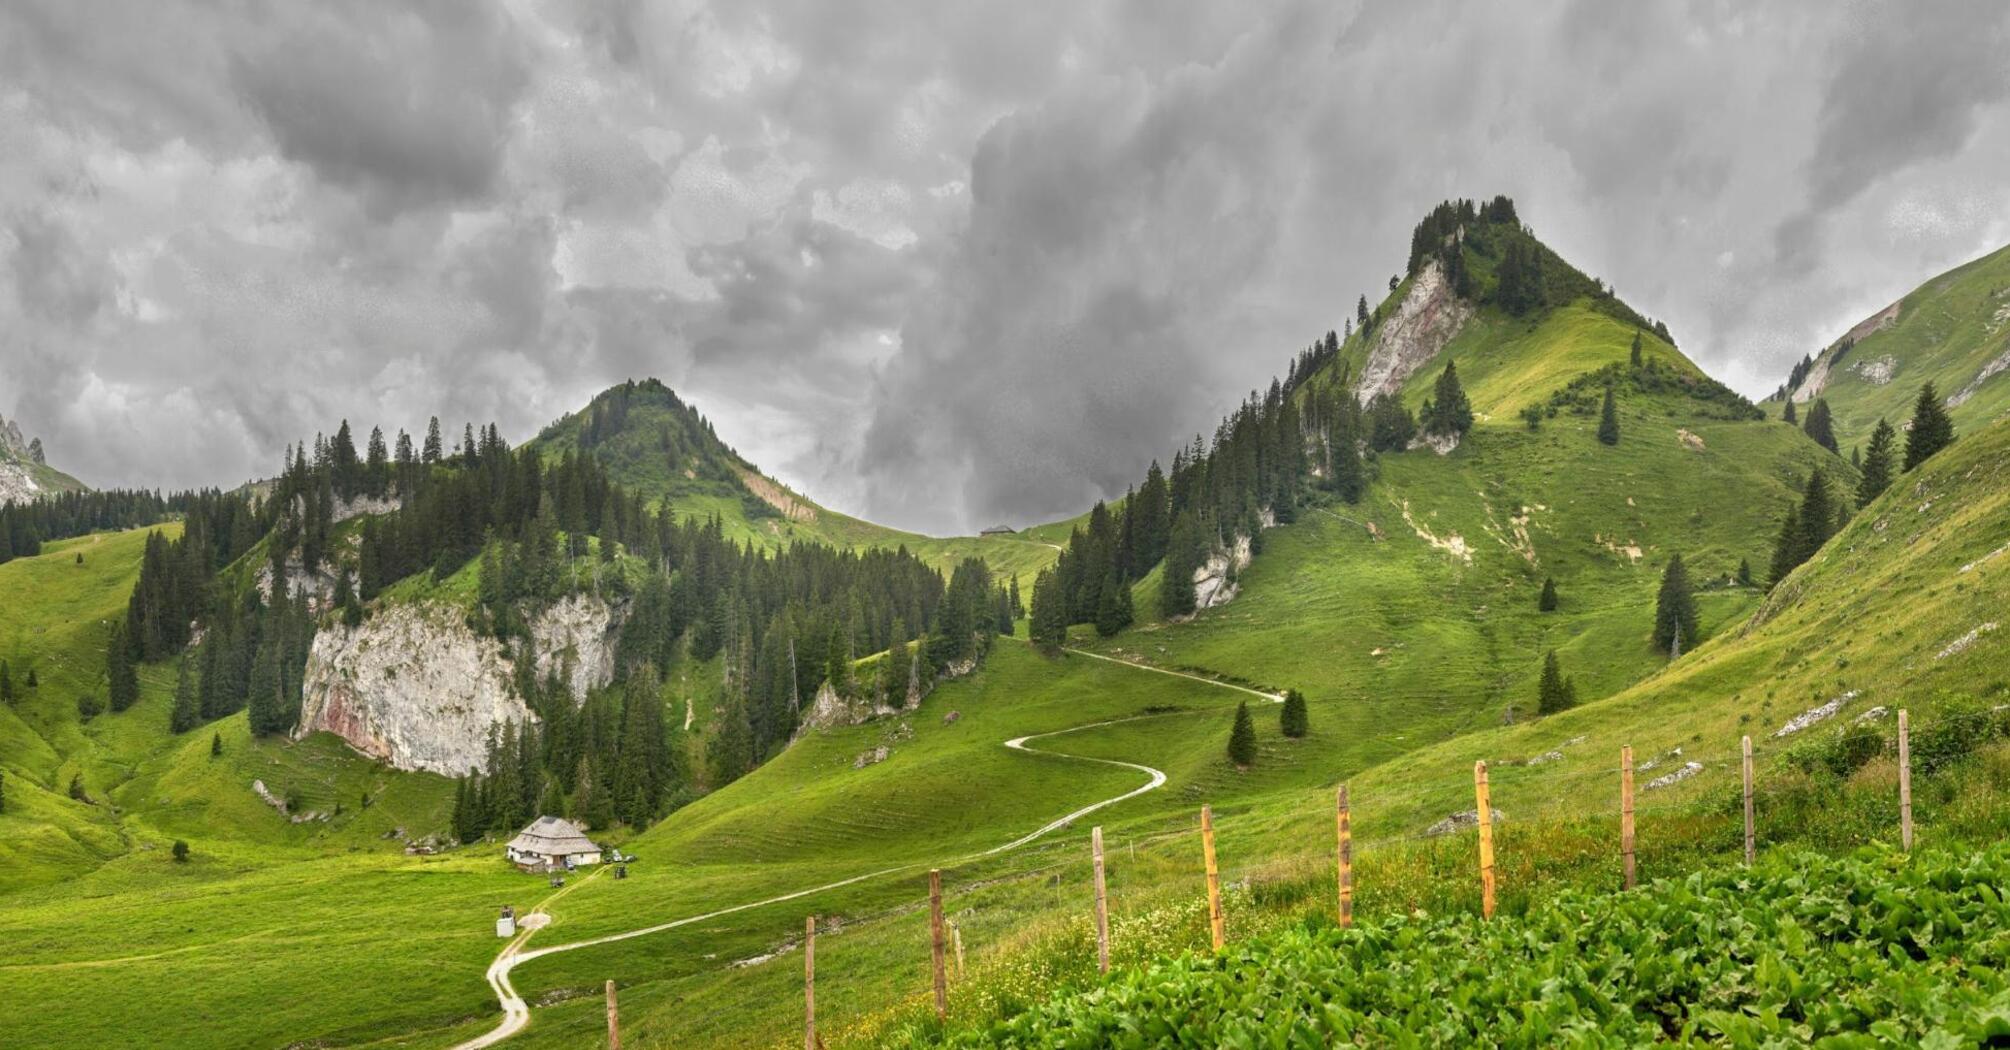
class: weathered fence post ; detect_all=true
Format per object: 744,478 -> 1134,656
605,980 -> 620,1050
1201,805 -> 1225,950
1621,745 -> 1636,890
1741,735 -> 1756,865
1898,709 -> 1913,852
1474,761 -> 1495,919
804,916 -> 816,1050
1091,826 -> 1110,973
1336,783 -> 1354,928
929,869 -> 947,1021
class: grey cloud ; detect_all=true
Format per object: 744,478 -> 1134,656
4,0 -> 2008,530
231,4 -> 531,216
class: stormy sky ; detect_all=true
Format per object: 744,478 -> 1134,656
3,1 -> 2008,534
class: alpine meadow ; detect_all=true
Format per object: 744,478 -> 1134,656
4,5 -> 2010,1049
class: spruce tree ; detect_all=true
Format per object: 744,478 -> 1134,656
172,840 -> 190,863
1029,568 -> 1066,652
1227,701 -> 1257,767
1094,569 -> 1131,637
1422,362 -> 1474,437
1538,576 -> 1558,612
1629,331 -> 1643,368
1768,502 -> 1801,588
106,623 -> 139,713
1653,554 -> 1699,657
1782,398 -> 1797,424
1159,513 -> 1201,619
1803,398 -> 1838,453
1737,558 -> 1754,587
1857,418 -> 1896,506
1903,382 -> 1954,470
24,667 -> 35,688
169,658 -> 199,734
1794,468 -> 1835,567
1597,383 -> 1620,446
210,732 -> 223,758
1537,650 -> 1574,714
1279,689 -> 1308,739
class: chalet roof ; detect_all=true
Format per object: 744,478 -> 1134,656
507,816 -> 601,857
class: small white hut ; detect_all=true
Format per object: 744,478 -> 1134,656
505,816 -> 603,872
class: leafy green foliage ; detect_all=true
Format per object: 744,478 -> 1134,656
930,846 -> 2010,1049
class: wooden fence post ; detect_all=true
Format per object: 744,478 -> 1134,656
1741,735 -> 1756,865
605,980 -> 620,1050
1336,783 -> 1354,928
1621,745 -> 1636,890
804,916 -> 816,1050
1474,761 -> 1495,920
1898,709 -> 1913,852
929,869 -> 947,1022
1091,826 -> 1110,973
1200,805 -> 1225,950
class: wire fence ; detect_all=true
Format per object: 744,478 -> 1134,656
601,704 -> 1999,1048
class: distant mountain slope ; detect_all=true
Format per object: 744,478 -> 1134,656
528,378 -> 1058,588
1080,200 -> 1839,780
1771,242 -> 2010,453
0,412 -> 85,504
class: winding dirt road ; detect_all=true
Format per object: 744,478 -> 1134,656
453,649 -> 1274,1049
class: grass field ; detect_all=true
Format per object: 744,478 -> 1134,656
1784,240 -> 2010,452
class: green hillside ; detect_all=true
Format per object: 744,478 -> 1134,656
1773,241 -> 2010,452
529,378 -> 1058,590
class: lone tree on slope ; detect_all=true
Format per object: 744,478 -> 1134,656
1227,701 -> 1258,767
1856,418 -> 1897,506
1904,382 -> 1955,471
1538,576 -> 1558,612
1421,362 -> 1474,438
1597,384 -> 1620,446
1630,331 -> 1644,368
1280,690 -> 1309,739
1802,399 -> 1839,454
1537,651 -> 1577,715
1654,553 -> 1700,657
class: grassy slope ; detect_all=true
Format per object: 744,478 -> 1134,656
1084,297 -> 1840,778
0,526 -> 528,1050
1791,241 -> 2010,451
531,381 -> 1059,591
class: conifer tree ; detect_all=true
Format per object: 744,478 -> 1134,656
1803,398 -> 1838,453
1768,502 -> 1801,588
1537,650 -> 1575,714
1782,398 -> 1797,425
1094,569 -> 1132,637
169,658 -> 198,734
1227,701 -> 1257,767
1597,383 -> 1620,446
1421,362 -> 1474,437
1653,554 -> 1699,656
1159,513 -> 1201,619
0,659 -> 12,705
1538,576 -> 1558,612
423,416 -> 443,464
106,623 -> 139,713
1903,382 -> 1955,470
210,732 -> 222,757
1737,558 -> 1754,587
1029,568 -> 1066,652
1629,331 -> 1643,368
172,840 -> 190,863
1857,418 -> 1897,506
1279,689 -> 1308,739
24,667 -> 35,689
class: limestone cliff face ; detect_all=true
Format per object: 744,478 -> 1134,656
1354,258 -> 1473,404
297,596 -> 623,775
1190,533 -> 1254,612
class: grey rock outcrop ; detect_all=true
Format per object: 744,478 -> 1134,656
296,597 -> 623,774
1354,258 -> 1474,404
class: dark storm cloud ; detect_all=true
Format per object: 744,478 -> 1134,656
2,0 -> 2007,531
230,4 -> 532,216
